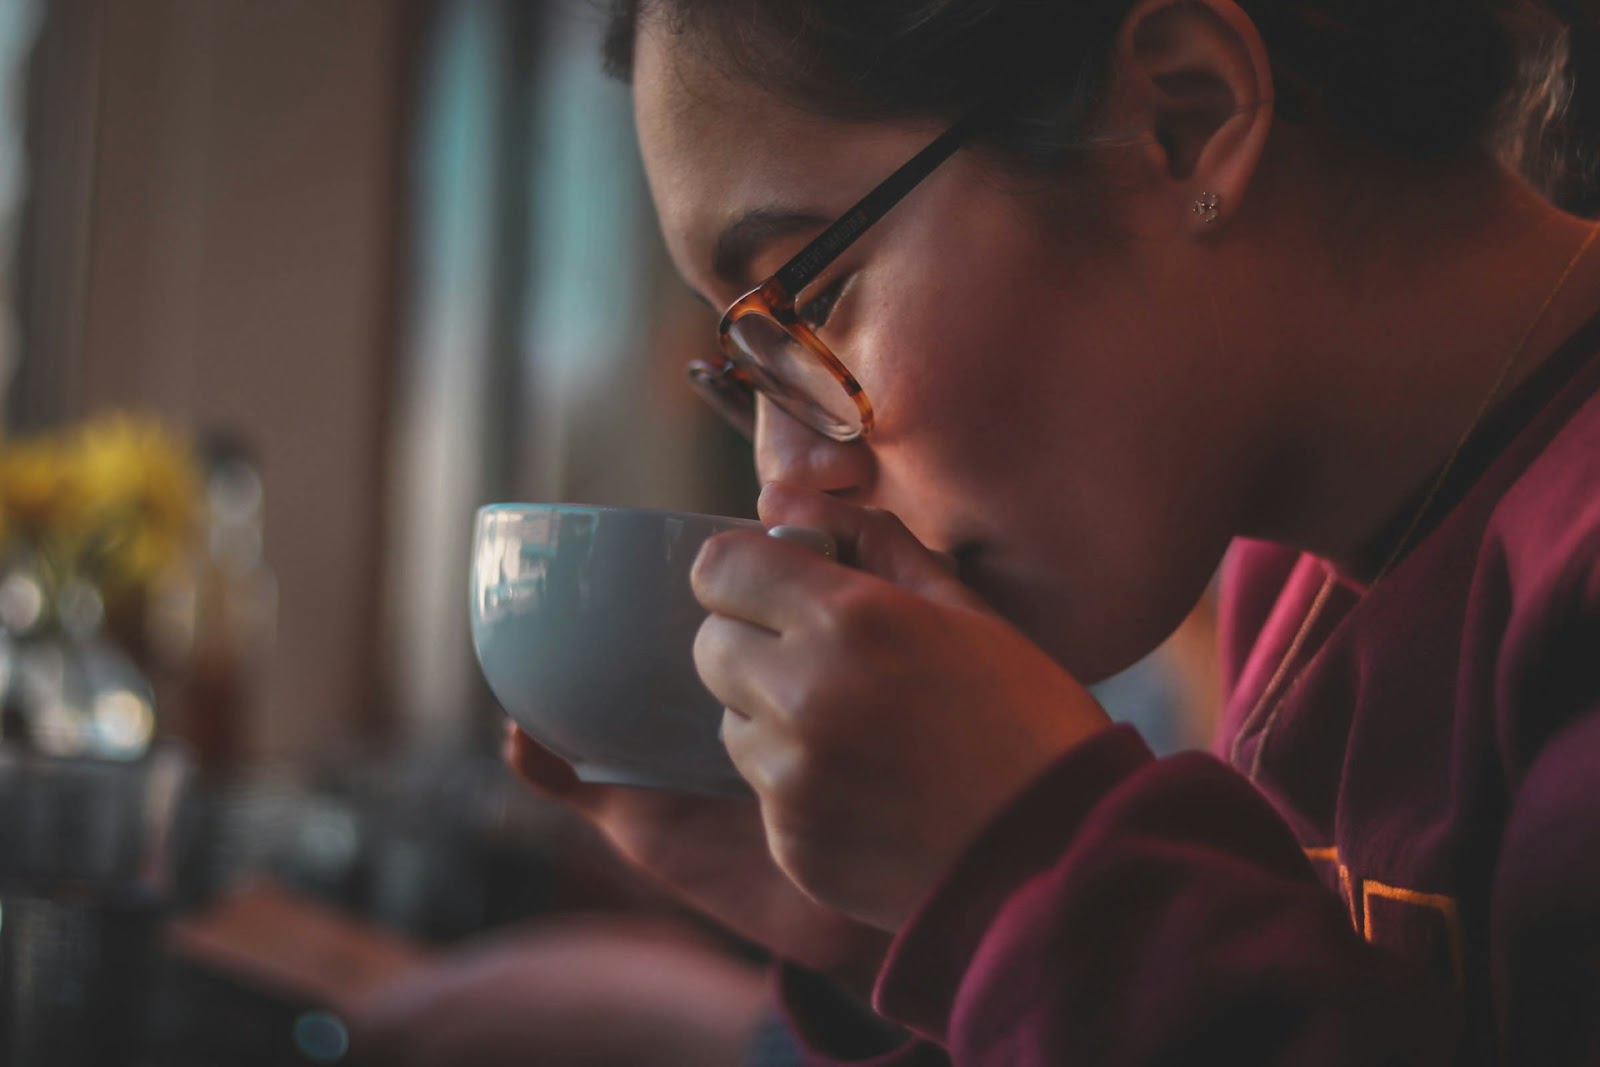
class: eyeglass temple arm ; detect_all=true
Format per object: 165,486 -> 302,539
772,113 -> 980,298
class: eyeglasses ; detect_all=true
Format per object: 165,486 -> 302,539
688,114 -> 979,441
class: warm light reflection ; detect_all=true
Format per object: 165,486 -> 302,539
93,690 -> 155,756
0,570 -> 44,632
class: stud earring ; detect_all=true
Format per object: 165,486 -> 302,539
1193,192 -> 1222,224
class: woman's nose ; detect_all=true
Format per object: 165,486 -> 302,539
752,394 -> 874,495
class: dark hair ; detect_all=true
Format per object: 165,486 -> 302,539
603,0 -> 1600,212
1500,0 -> 1600,213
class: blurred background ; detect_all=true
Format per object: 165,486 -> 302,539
0,1 -> 1214,1063
6,0 -> 763,765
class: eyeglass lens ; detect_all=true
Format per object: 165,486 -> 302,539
723,314 -> 863,439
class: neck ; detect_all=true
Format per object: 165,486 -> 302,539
1238,152 -> 1600,573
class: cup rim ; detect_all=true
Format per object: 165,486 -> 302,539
476,502 -> 761,524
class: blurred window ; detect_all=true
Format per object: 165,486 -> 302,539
383,1 -> 745,749
0,0 -> 41,430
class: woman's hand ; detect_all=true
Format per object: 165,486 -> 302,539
693,482 -> 1112,933
505,727 -> 892,996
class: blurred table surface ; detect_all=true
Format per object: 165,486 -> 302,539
0,742 -> 658,1067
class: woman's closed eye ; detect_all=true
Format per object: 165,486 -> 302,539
798,276 -> 849,330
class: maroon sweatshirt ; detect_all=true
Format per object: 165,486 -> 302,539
777,307 -> 1600,1066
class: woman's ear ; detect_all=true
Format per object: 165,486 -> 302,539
1108,0 -> 1274,233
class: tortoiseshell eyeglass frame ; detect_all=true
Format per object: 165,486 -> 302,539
688,113 -> 980,442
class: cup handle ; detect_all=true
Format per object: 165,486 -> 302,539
766,524 -> 838,561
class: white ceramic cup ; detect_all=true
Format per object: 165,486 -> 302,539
470,504 -> 833,795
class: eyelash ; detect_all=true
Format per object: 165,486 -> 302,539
798,276 -> 849,331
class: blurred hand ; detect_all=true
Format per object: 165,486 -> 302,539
693,482 -> 1112,932
348,914 -> 768,1067
505,727 -> 892,997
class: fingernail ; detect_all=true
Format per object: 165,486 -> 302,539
766,524 -> 838,560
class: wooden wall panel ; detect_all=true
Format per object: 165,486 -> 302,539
72,0 -> 410,761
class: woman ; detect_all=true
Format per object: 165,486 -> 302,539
508,0 -> 1600,1062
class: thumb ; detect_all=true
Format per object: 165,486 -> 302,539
757,482 -> 986,610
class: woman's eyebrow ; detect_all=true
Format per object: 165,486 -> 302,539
712,207 -> 831,289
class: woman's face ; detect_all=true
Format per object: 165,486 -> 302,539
633,25 -> 1246,680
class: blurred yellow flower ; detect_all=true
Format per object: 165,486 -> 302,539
0,440 -> 73,532
69,416 -> 202,588
0,413 -> 202,600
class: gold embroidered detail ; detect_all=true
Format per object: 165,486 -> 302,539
1361,879 -> 1466,988
1303,847 -> 1359,929
1304,847 -> 1469,986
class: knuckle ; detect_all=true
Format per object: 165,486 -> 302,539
717,706 -> 750,757
689,530 -> 741,592
691,613 -> 724,666
693,616 -> 743,702
756,479 -> 795,514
